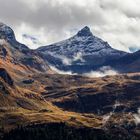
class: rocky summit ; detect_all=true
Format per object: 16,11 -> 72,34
37,26 -> 128,73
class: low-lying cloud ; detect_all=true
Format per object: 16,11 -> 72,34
133,108 -> 140,125
48,53 -> 73,65
48,52 -> 85,66
50,65 -> 118,78
49,65 -> 76,75
84,66 -> 118,78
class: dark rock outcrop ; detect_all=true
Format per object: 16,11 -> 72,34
0,68 -> 14,86
0,81 -> 10,94
22,79 -> 34,84
0,45 -> 7,59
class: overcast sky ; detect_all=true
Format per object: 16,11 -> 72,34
0,0 -> 140,52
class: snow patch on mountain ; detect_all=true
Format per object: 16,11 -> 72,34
38,26 -> 117,56
38,26 -> 126,61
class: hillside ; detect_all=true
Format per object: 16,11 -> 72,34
0,69 -> 140,139
0,23 -> 140,139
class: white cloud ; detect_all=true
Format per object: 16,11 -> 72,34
15,23 -> 49,49
49,65 -> 76,75
133,108 -> 140,125
84,66 -> 118,78
133,114 -> 140,124
61,56 -> 72,65
50,65 -> 118,77
73,52 -> 85,62
0,0 -> 140,52
48,53 -> 73,65
48,52 -> 85,66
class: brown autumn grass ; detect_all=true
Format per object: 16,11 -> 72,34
0,42 -> 140,132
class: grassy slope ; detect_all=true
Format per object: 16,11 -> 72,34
0,43 -> 140,138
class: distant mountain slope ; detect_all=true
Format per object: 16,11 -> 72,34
0,23 -> 52,73
110,50 -> 140,73
37,26 -> 127,73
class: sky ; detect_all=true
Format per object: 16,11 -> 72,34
0,0 -> 140,52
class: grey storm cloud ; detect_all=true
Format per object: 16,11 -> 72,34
0,0 -> 106,28
0,0 -> 140,51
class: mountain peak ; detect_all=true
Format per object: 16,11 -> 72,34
0,23 -> 15,41
0,22 -> 29,51
77,26 -> 93,37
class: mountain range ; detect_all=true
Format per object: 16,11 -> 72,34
1,23 -> 140,74
0,23 -> 140,139
37,26 -> 140,74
